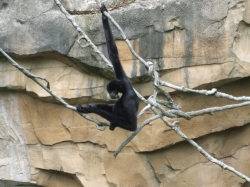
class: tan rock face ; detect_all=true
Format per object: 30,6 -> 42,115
146,125 -> 250,187
1,79 -> 250,186
1,0 -> 250,186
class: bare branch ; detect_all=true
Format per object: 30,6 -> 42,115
0,48 -> 109,130
160,80 -> 250,101
114,114 -> 162,157
151,106 -> 250,182
187,101 -> 250,117
54,0 -> 113,68
170,120 -> 250,182
115,101 -> 250,181
137,104 -> 151,119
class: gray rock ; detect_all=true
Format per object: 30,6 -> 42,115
0,0 -> 77,54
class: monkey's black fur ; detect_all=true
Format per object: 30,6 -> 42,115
77,5 -> 139,131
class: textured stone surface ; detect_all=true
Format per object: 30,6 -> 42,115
0,0 -> 77,55
0,0 -> 250,186
0,93 -> 31,183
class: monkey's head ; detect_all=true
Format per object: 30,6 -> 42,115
107,79 -> 123,99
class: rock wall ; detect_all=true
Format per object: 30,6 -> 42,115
0,0 -> 250,186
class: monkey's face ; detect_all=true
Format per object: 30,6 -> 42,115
107,79 -> 122,99
109,92 -> 118,99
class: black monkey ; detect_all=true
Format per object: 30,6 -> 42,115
76,4 -> 139,131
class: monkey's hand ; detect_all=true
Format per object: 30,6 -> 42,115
76,104 -> 97,113
100,4 -> 108,14
76,104 -> 88,113
109,124 -> 115,131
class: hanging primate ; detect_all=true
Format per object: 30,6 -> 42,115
77,4 -> 139,131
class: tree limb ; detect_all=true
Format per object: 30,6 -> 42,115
114,114 -> 162,157
0,48 -> 109,130
187,101 -> 250,117
160,80 -> 250,101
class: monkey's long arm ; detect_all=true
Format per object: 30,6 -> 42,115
101,5 -> 126,80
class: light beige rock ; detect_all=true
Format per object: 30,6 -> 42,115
146,126 -> 250,187
35,169 -> 83,187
